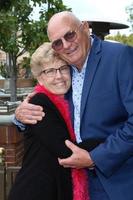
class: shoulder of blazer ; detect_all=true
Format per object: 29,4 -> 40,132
92,35 -> 129,59
91,35 -> 102,54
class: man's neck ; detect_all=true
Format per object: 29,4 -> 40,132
76,37 -> 92,71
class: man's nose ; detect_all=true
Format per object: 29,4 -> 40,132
62,38 -> 71,49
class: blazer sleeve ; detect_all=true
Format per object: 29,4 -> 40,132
90,45 -> 133,177
26,93 -> 72,159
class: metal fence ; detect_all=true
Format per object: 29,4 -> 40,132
0,147 -> 6,200
0,164 -> 6,200
0,148 -> 20,200
6,166 -> 21,198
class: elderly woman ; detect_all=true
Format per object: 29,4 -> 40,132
8,42 -> 93,200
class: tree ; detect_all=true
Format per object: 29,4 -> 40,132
0,0 -> 70,101
126,3 -> 133,31
106,3 -> 133,46
0,0 -> 12,10
106,32 -> 133,46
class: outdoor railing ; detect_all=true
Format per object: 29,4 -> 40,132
6,166 -> 21,198
0,147 -> 21,200
0,147 -> 6,200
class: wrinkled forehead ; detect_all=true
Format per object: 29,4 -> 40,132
48,17 -> 76,42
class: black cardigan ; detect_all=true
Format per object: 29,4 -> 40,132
8,93 -> 104,200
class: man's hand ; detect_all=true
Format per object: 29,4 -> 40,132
15,92 -> 45,124
58,140 -> 94,169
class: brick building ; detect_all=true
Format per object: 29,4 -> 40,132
0,50 -> 6,66
0,50 -> 31,167
0,116 -> 24,167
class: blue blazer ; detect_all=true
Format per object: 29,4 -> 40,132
69,36 -> 133,200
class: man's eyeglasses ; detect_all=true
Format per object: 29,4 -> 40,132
41,65 -> 70,77
52,24 -> 82,51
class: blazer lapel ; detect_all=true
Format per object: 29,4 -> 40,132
80,36 -> 102,120
65,86 -> 74,126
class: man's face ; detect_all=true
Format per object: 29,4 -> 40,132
48,20 -> 90,70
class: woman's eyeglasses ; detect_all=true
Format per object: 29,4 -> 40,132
51,24 -> 82,51
41,65 -> 70,77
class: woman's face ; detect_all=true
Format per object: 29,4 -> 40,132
38,59 -> 71,97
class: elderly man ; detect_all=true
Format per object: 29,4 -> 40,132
14,11 -> 133,200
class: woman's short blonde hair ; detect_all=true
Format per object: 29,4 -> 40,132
30,42 -> 62,77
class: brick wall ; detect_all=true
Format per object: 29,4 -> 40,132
0,125 -> 24,167
0,78 -> 34,89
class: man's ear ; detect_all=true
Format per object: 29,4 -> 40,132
81,21 -> 90,36
82,21 -> 89,30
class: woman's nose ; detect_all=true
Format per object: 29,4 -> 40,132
55,69 -> 62,78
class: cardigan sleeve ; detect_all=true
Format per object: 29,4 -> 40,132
25,93 -> 72,159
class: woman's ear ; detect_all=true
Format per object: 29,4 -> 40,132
37,75 -> 43,85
